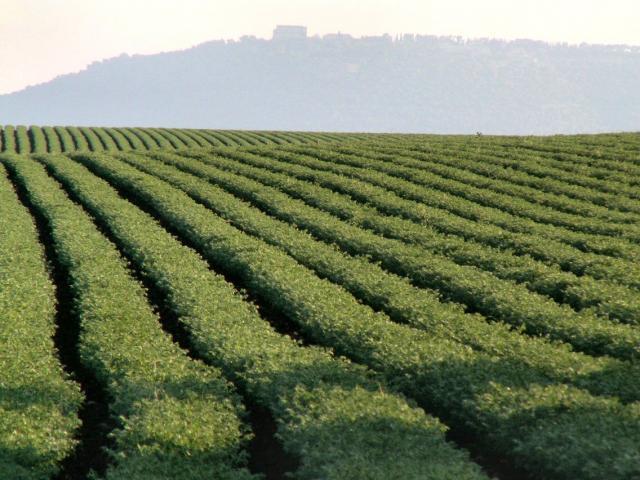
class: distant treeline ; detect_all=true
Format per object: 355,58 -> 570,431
1,35 -> 639,133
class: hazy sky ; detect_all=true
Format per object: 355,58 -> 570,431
2,0 -> 639,94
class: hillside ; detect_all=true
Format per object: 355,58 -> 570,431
0,128 -> 639,479
1,35 -> 639,134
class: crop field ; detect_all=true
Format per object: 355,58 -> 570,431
0,125 -> 639,480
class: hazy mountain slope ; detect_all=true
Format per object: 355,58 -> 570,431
2,36 -> 639,133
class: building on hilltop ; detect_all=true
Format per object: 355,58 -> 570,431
273,25 -> 307,40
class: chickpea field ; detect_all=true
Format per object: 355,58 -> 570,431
1,125 -> 639,480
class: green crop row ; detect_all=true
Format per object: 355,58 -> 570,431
116,128 -> 147,150
186,149 -> 640,360
505,138 -> 640,171
337,142 -> 640,223
3,155 -> 255,480
0,126 -> 337,154
194,148 -> 640,325
15,126 -> 30,154
276,145 -> 640,259
177,128 -> 213,147
45,152 -> 488,479
475,138 -> 640,180
73,151 -> 640,480
41,127 -> 61,153
230,146 -> 640,288
91,127 -> 119,151
102,128 -> 131,150
128,149 -> 640,403
0,160 -> 82,480
389,139 -> 640,215
193,129 -> 226,146
29,126 -> 48,154
164,128 -> 204,148
78,127 -> 104,151
140,128 -> 173,148
1,125 -> 15,152
53,127 -> 74,152
399,140 -> 640,213
65,127 -> 89,151
377,134 -> 640,191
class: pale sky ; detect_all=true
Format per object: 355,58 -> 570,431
1,0 -> 639,95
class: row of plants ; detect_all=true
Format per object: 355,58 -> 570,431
438,135 -> 640,189
91,127 -> 120,151
189,149 -> 640,360
15,125 -> 30,154
53,126 -> 75,152
503,137 -> 640,171
28,126 -> 48,154
140,128 -> 174,149
422,140 -> 640,212
73,151 -> 640,480
42,126 -> 62,153
161,128 -> 200,148
0,125 -> 13,151
340,142 -> 640,223
0,160 -> 82,480
0,126 -> 332,154
101,128 -> 131,150
42,152 -> 488,480
65,127 -> 89,151
384,133 -> 640,178
229,147 -> 640,288
191,129 -> 228,146
179,128 -> 218,147
277,145 -> 640,259
472,138 -> 640,184
114,128 -> 146,150
78,127 -> 105,151
202,148 -> 640,324
4,155 -> 256,480
384,139 -> 640,211
163,128 -> 208,148
129,149 -> 640,404
130,128 -> 159,149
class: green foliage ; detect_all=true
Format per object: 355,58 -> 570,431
156,128 -> 192,148
191,148 -> 640,360
102,128 -> 131,150
53,126 -> 75,152
65,126 -> 90,151
15,125 -> 31,154
139,128 -> 173,148
91,127 -> 120,151
128,128 -> 159,149
41,152 -> 486,479
0,126 -> 335,153
316,143 -> 640,239
78,127 -> 105,152
72,150 -> 640,480
3,155 -> 255,480
41,127 -> 61,153
262,145 -> 640,287
2,125 -> 15,152
1,130 -> 639,478
126,149 -> 640,403
28,126 -> 47,154
115,128 -> 147,150
0,159 -> 82,479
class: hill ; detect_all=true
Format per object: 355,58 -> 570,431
1,35 -> 639,134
